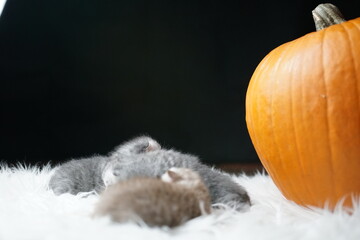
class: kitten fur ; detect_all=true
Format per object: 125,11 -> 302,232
49,136 -> 160,195
103,146 -> 251,210
93,167 -> 211,228
49,135 -> 250,211
49,156 -> 107,195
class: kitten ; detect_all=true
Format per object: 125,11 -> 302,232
93,167 -> 211,228
49,136 -> 160,195
49,155 -> 108,195
103,144 -> 251,211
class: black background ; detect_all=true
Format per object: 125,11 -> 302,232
0,0 -> 359,166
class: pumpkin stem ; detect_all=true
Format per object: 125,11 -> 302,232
312,3 -> 346,31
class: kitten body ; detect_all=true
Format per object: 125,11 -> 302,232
49,156 -> 107,195
94,168 -> 211,228
103,148 -> 250,210
49,136 -> 160,195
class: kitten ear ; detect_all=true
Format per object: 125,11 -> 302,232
145,139 -> 161,152
167,170 -> 182,182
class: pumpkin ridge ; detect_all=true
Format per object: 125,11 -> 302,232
288,39 -> 318,206
267,51 -> 291,199
339,21 -> 360,205
246,51 -> 288,195
252,53 -> 283,185
281,41 -> 313,204
320,27 -> 338,205
298,40 -> 317,206
245,59 -> 264,171
342,21 -> 360,113
270,42 -> 308,202
246,71 -> 263,171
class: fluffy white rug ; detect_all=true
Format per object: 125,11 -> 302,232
0,164 -> 359,240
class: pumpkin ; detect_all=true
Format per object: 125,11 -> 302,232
245,3 -> 360,210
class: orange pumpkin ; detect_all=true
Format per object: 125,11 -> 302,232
246,3 -> 360,210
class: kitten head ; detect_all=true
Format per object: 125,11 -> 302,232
111,136 -> 161,156
102,159 -> 130,187
161,167 -> 203,189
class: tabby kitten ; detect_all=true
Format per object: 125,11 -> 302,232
93,167 -> 211,228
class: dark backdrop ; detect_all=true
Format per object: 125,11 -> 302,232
0,0 -> 359,166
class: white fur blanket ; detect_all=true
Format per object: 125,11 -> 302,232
0,164 -> 359,240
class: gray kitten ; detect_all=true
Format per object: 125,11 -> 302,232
93,167 -> 211,228
49,136 -> 161,195
103,141 -> 250,211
